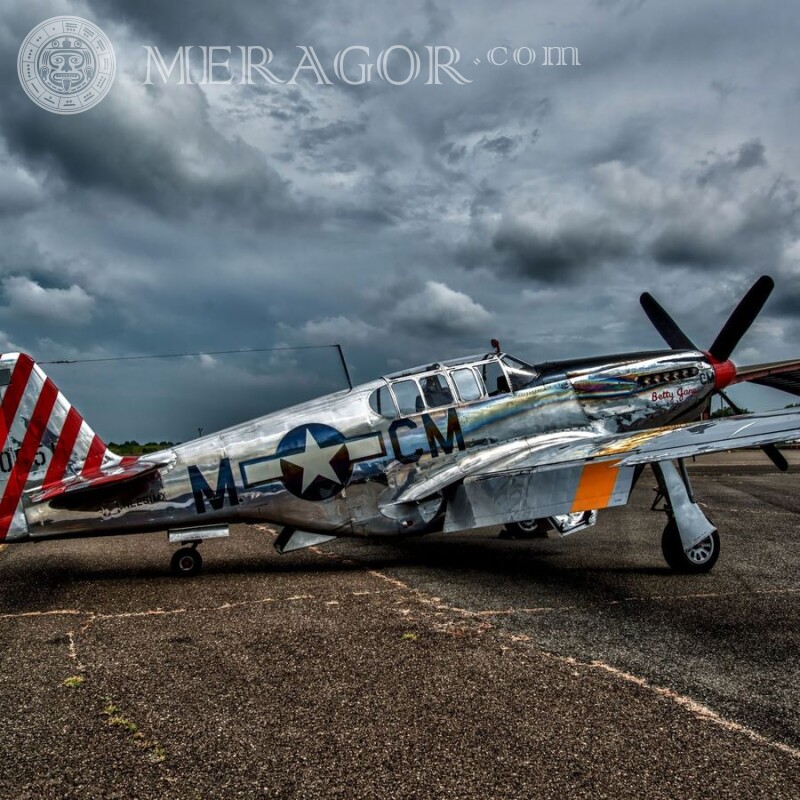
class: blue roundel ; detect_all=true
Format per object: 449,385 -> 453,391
275,423 -> 352,501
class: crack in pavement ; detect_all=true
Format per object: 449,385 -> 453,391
539,650 -> 800,760
427,586 -> 800,619
0,586 -> 403,623
315,547 -> 800,761
5,527 -> 796,766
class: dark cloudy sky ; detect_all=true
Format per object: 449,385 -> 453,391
2,0 -> 799,441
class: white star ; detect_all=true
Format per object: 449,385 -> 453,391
281,428 -> 344,493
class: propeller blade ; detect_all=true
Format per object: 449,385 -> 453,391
639,293 -> 697,350
761,443 -> 790,472
708,275 -> 774,362
716,388 -> 743,415
717,389 -> 789,472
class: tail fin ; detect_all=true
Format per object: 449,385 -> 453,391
0,353 -> 119,541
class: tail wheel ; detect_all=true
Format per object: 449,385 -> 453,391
171,547 -> 203,576
661,519 -> 720,573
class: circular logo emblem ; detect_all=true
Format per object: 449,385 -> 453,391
276,424 -> 353,502
17,16 -> 116,114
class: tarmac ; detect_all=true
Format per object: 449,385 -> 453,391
0,454 -> 798,798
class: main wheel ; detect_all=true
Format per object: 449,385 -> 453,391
500,519 -> 548,539
171,547 -> 203,576
661,519 -> 720,573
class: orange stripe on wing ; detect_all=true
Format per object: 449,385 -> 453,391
571,461 -> 620,512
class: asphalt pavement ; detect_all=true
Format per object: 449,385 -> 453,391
0,458 -> 798,798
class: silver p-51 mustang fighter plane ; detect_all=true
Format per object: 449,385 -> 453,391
1,276 -> 799,576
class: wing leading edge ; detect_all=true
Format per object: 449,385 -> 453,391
734,358 -> 800,398
389,408 -> 800,514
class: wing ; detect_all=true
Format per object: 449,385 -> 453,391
589,408 -> 800,466
397,408 -> 800,504
734,358 -> 800,398
385,409 -> 800,532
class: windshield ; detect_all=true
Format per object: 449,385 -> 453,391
501,355 -> 538,392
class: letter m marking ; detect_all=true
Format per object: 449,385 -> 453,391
189,458 -> 239,514
424,408 -> 466,458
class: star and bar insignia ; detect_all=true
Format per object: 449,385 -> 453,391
239,423 -> 386,501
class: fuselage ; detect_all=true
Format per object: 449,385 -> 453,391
21,348 -> 725,542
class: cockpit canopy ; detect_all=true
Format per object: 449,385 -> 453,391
368,353 -> 538,419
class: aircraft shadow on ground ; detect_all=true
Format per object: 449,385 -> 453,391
347,535 -> 673,577
0,555 -> 371,585
0,535 -> 675,615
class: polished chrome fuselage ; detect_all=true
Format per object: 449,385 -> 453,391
21,349 -> 717,541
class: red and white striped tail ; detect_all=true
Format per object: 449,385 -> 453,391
0,353 -> 120,542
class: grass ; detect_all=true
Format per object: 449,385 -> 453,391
101,699 -> 166,764
107,715 -> 140,736
62,675 -> 84,688
108,441 -> 177,455
148,745 -> 167,764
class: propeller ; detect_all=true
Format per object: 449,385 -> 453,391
708,275 -> 774,362
640,275 -> 786,471
716,389 -> 788,472
639,293 -> 697,351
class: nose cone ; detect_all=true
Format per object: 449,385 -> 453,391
708,356 -> 737,390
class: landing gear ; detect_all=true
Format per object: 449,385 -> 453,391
171,546 -> 203,576
652,461 -> 721,574
661,519 -> 720,574
167,525 -> 229,576
499,519 -> 549,539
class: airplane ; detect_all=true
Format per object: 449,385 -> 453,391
1,275 -> 799,577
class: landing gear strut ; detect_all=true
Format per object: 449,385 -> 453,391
652,460 -> 720,573
171,545 -> 203,576
167,525 -> 229,576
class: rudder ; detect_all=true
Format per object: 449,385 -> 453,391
0,353 -> 119,541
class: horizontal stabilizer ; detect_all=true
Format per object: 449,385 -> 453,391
27,455 -> 173,506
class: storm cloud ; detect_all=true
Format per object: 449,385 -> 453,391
0,0 -> 798,438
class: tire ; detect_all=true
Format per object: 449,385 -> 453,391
661,519 -> 720,573
171,547 -> 203,576
501,519 -> 549,539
